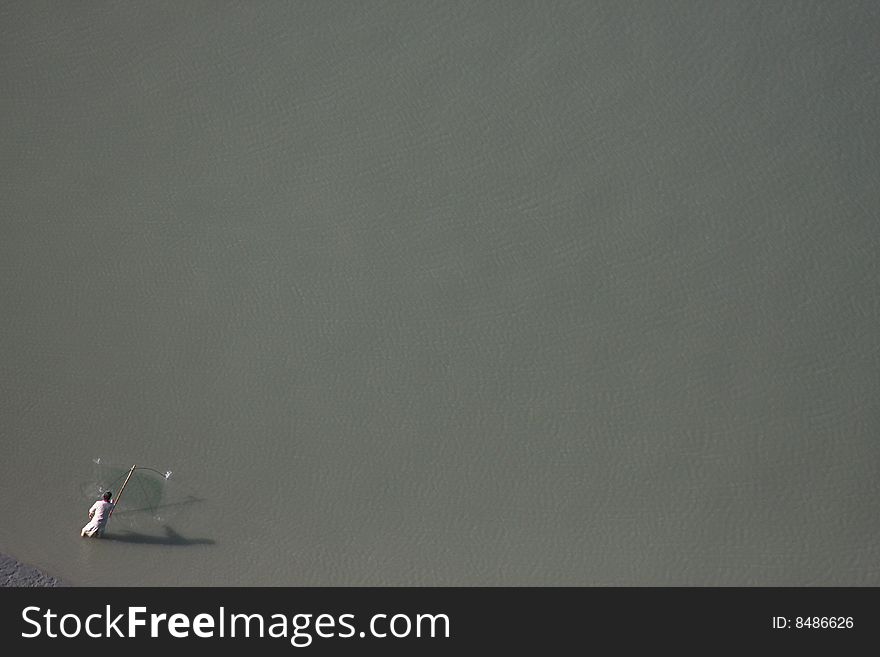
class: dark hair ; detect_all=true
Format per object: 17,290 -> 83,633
103,491 -> 112,501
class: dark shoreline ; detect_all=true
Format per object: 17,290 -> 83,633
0,553 -> 64,587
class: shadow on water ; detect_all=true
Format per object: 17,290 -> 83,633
103,525 -> 215,546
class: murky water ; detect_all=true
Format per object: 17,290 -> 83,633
1,1 -> 878,585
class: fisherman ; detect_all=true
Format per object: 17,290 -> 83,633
81,491 -> 114,538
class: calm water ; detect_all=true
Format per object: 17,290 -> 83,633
1,1 -> 878,585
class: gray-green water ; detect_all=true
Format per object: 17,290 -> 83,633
1,1 -> 878,585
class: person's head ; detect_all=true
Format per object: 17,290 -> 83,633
103,491 -> 112,502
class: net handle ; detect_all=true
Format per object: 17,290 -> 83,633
107,464 -> 137,520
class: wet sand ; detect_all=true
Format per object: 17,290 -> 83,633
0,553 -> 64,587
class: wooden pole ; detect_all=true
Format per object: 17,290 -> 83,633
108,464 -> 137,519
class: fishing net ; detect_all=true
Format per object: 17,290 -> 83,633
80,458 -> 199,533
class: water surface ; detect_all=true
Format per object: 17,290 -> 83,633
1,1 -> 878,585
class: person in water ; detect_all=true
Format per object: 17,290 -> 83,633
81,491 -> 114,538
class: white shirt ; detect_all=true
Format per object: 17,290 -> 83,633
89,500 -> 114,524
